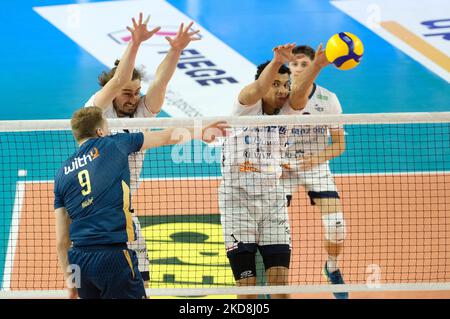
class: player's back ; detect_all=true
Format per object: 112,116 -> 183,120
54,133 -> 144,247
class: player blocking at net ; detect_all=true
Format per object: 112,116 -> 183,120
219,42 -> 323,299
54,106 -> 227,299
83,13 -> 201,284
282,44 -> 347,299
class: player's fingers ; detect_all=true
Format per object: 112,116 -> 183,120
165,36 -> 172,44
138,12 -> 143,25
281,44 -> 292,51
143,14 -> 150,25
218,126 -> 230,136
216,123 -> 231,131
185,21 -> 194,33
149,26 -> 161,35
280,51 -> 291,59
188,29 -> 200,36
126,26 -> 133,33
132,18 -> 138,29
178,23 -> 184,35
315,43 -> 323,56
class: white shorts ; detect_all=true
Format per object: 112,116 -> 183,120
218,184 -> 291,252
127,214 -> 150,281
281,163 -> 338,194
280,163 -> 339,205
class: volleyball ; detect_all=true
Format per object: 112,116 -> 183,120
325,32 -> 364,70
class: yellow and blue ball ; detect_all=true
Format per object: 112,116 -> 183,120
325,32 -> 364,70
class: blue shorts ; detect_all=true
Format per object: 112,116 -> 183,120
68,243 -> 146,299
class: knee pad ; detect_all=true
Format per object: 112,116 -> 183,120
322,212 -> 346,244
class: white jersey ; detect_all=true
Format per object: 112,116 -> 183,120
84,92 -> 158,193
280,84 -> 343,166
221,99 -> 289,194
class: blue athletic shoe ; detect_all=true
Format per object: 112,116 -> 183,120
323,262 -> 348,299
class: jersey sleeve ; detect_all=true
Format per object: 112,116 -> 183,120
281,102 -> 301,115
112,132 -> 144,155
232,99 -> 262,116
84,92 -> 117,116
53,175 -> 65,209
330,93 -> 343,114
140,96 -> 159,117
84,93 -> 97,108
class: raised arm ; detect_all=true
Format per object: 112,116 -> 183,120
94,13 -> 161,109
55,207 -> 77,299
238,43 -> 296,106
140,121 -> 228,150
299,127 -> 346,171
144,22 -> 201,114
289,43 -> 330,110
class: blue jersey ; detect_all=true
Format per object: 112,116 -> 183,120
54,133 -> 144,246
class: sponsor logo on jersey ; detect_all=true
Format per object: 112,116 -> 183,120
317,94 -> 329,101
81,197 -> 94,208
315,105 -> 325,112
239,161 -> 261,173
64,147 -> 100,175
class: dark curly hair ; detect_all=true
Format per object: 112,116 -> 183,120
98,59 -> 143,87
255,61 -> 291,80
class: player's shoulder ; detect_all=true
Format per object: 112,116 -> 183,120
84,91 -> 117,117
134,96 -> 153,117
233,98 -> 263,116
311,84 -> 342,112
84,92 -> 98,108
103,134 -> 126,147
313,84 -> 336,100
106,133 -> 142,149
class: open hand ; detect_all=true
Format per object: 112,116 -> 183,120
127,13 -> 161,44
273,43 -> 297,64
202,121 -> 230,143
312,43 -> 331,69
166,22 -> 201,51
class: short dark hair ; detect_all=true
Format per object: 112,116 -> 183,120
98,59 -> 143,87
71,106 -> 105,142
292,45 -> 315,61
255,61 -> 291,80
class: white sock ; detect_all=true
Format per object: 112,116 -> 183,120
327,256 -> 339,272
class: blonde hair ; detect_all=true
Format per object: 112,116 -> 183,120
71,106 -> 105,142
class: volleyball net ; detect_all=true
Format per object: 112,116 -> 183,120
0,112 -> 449,298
